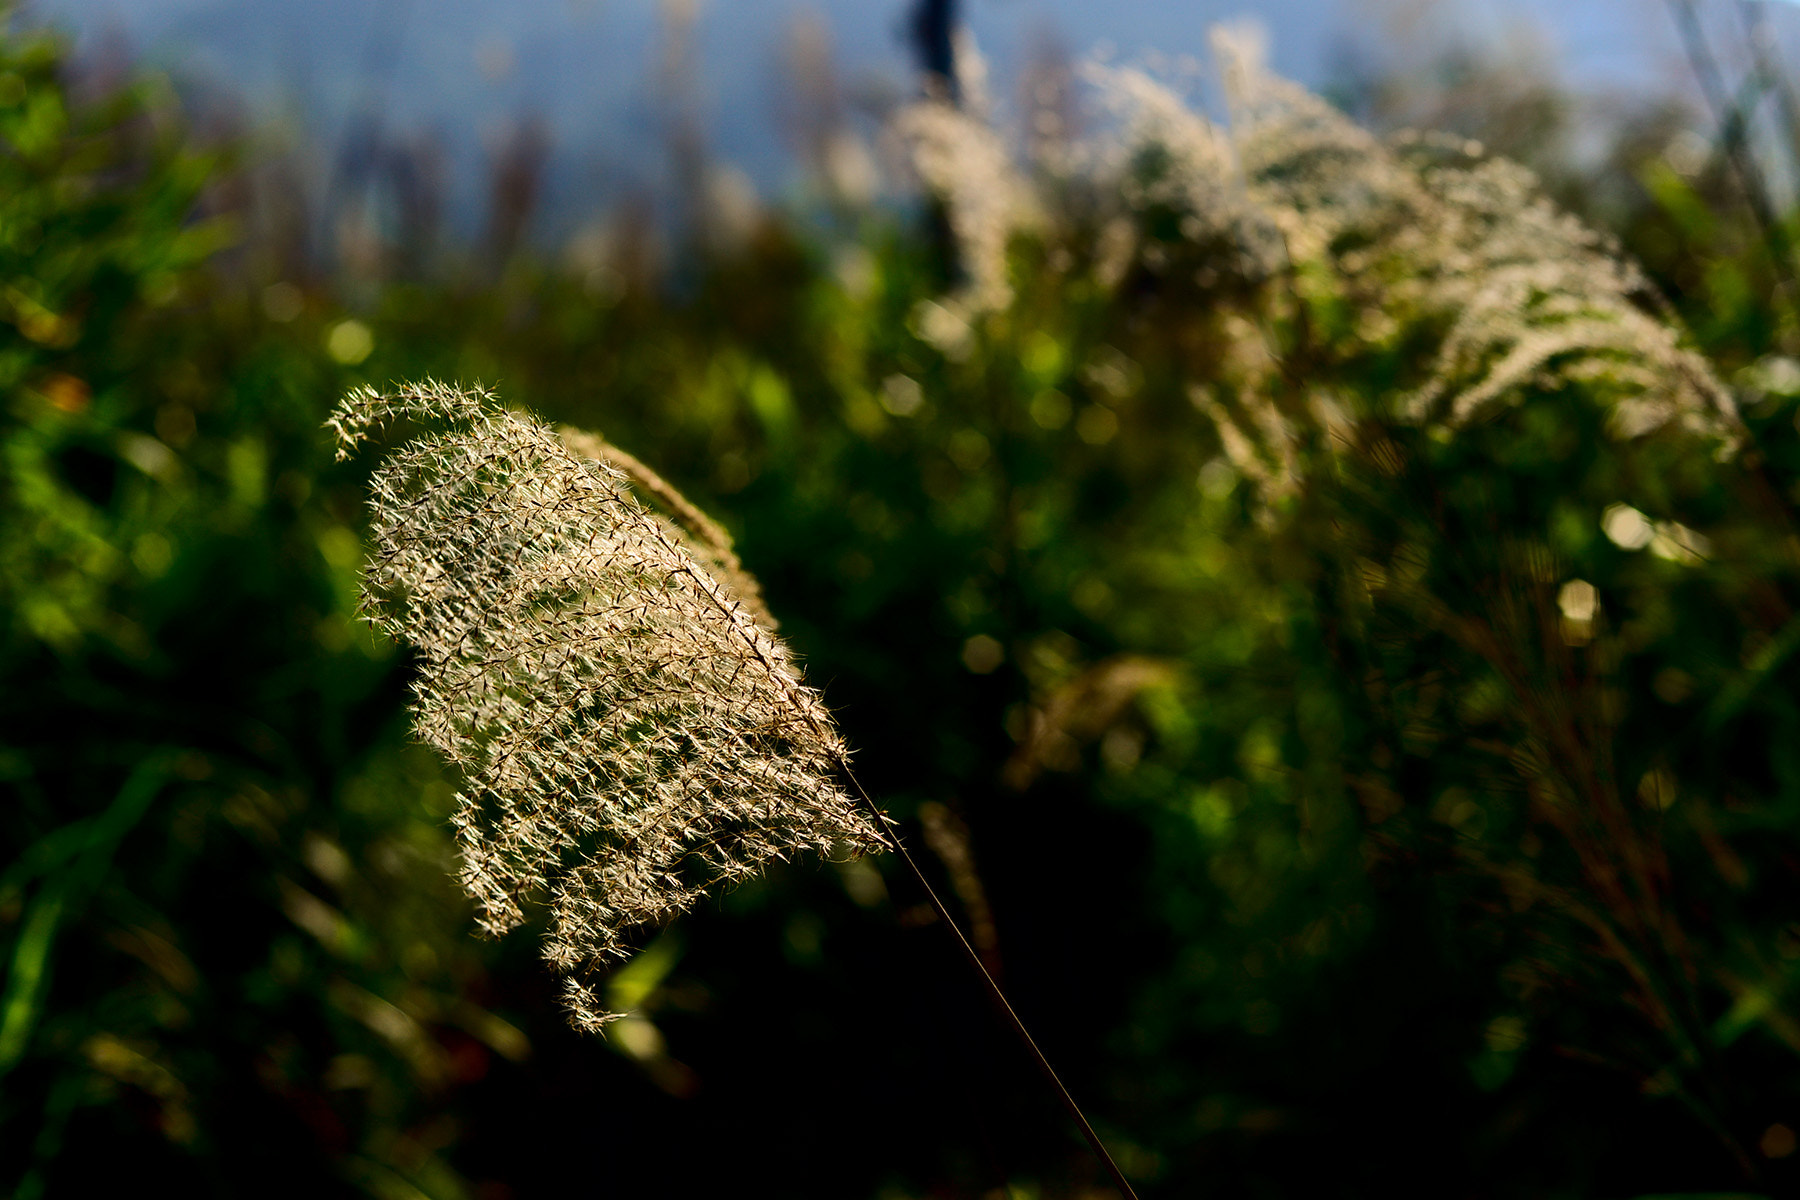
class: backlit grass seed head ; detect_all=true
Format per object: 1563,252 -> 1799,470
905,26 -> 1738,501
1197,25 -> 1739,456
328,380 -> 885,1032
895,98 -> 1043,314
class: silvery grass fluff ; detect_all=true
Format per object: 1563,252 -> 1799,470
896,25 -> 1739,515
327,381 -> 886,1032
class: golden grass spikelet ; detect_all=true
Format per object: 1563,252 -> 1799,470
557,425 -> 778,631
328,380 -> 885,1032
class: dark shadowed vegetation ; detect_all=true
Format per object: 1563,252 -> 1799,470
4,5 -> 1800,1198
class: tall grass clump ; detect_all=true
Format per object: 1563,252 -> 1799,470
330,377 -> 1144,1196
21,6 -> 1800,1195
328,20 -> 1794,1195
881,23 -> 1795,1181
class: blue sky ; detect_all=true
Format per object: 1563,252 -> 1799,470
22,1 -> 1799,238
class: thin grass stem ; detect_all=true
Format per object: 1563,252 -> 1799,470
835,759 -> 1141,1200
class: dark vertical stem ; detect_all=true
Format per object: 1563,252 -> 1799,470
908,0 -> 962,292
910,0 -> 959,103
836,759 -> 1142,1200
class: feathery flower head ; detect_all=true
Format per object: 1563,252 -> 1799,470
1064,25 -> 1742,507
328,380 -> 885,1031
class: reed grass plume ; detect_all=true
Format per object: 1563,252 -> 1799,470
328,381 -> 885,1031
894,99 -> 1041,314
556,425 -> 777,631
1197,25 -> 1738,490
905,24 -> 1738,482
894,33 -> 1042,314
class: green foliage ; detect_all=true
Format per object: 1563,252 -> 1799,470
6,15 -> 1800,1200
0,28 -> 525,1198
